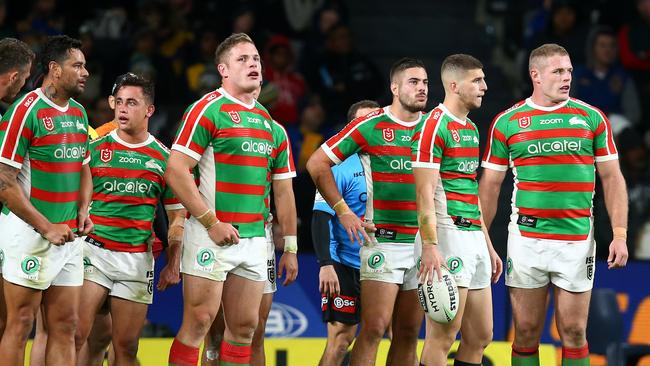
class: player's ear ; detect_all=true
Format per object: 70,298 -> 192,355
217,63 -> 227,78
390,81 -> 398,97
146,104 -> 155,117
8,70 -> 18,83
49,61 -> 61,78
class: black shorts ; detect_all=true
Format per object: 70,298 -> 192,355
321,261 -> 360,325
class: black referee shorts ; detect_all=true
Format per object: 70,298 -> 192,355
321,261 -> 360,325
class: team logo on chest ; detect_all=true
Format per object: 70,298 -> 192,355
382,128 -> 395,142
42,117 -> 54,131
518,116 -> 531,129
451,130 -> 461,143
100,148 -> 113,163
228,111 -> 241,124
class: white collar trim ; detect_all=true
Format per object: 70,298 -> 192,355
36,88 -> 69,112
110,129 -> 153,148
525,97 -> 569,111
218,87 -> 256,109
438,103 -> 467,125
384,106 -> 421,127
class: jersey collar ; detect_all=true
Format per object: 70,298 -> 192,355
110,129 -> 154,148
36,88 -> 69,112
525,97 -> 569,111
218,87 -> 256,110
437,103 -> 467,125
384,106 -> 421,127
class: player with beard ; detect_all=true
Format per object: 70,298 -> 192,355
307,58 -> 428,366
166,33 -> 297,366
0,35 -> 92,365
0,37 -> 35,339
480,43 -> 628,366
412,54 -> 501,366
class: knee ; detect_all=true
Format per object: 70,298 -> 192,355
361,318 -> 390,340
559,323 -> 586,346
229,321 -> 257,342
392,322 -> 420,341
462,330 -> 493,351
87,328 -> 113,351
515,318 -> 544,342
332,330 -> 355,353
7,308 -> 35,337
113,337 -> 139,359
189,307 -> 216,337
50,313 -> 78,337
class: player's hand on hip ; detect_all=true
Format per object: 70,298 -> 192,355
489,246 -> 503,283
207,222 -> 240,246
607,238 -> 628,269
319,264 -> 340,296
338,212 -> 373,245
157,263 -> 181,291
43,223 -> 75,245
76,212 -> 94,236
278,252 -> 298,286
418,244 -> 443,284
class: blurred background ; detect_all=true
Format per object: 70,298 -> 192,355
2,0 -> 649,364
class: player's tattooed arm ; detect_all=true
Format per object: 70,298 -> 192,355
0,162 -> 59,237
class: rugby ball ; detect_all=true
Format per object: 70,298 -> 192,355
417,266 -> 459,324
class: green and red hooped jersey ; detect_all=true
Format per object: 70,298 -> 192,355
322,106 -> 422,244
87,130 -> 183,252
0,88 -> 90,230
172,88 -> 295,238
481,97 -> 618,241
412,104 -> 482,231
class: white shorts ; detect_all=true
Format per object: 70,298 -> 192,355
506,231 -> 596,292
264,223 -> 277,294
359,242 -> 418,291
181,218 -> 267,282
415,229 -> 491,289
83,240 -> 155,304
0,212 -> 83,290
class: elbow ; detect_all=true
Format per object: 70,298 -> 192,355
305,154 -> 317,177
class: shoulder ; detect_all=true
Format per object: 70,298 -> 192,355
89,133 -> 111,149
493,99 -> 528,125
151,136 -> 172,155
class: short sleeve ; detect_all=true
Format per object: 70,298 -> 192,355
0,92 -> 38,169
481,115 -> 509,171
271,121 -> 297,180
172,92 -> 220,161
412,110 -> 445,169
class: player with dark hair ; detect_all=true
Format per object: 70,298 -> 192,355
73,73 -> 185,365
313,100 -> 379,366
0,34 -> 92,365
0,36 -> 35,339
307,57 -> 428,366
